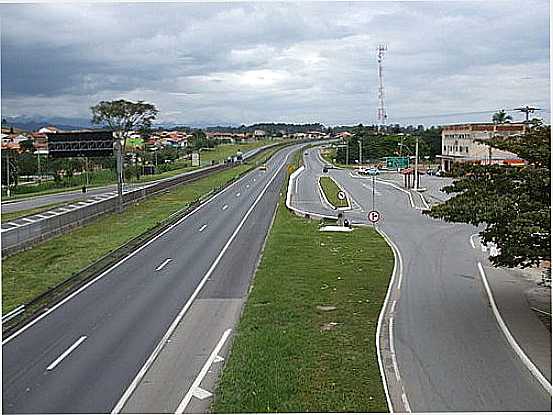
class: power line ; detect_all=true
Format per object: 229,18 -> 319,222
391,107 -> 550,121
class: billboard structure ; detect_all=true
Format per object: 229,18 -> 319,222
46,130 -> 115,158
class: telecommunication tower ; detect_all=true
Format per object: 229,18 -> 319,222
376,44 -> 387,130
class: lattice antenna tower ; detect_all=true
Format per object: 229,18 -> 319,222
376,44 -> 388,130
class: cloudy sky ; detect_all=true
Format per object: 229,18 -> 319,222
1,0 -> 550,127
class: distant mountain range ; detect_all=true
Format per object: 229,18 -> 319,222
2,116 -> 330,133
1,115 -> 237,132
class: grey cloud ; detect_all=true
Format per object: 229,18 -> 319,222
1,1 -> 550,126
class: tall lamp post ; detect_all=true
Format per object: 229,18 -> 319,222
358,140 -> 363,169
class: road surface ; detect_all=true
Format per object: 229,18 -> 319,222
291,147 -> 551,412
1,145 -> 272,215
2,143 -> 300,414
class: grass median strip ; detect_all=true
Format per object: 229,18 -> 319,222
212,198 -> 393,412
1,149 -> 278,314
319,175 -> 349,208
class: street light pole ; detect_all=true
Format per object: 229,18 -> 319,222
345,141 -> 349,166
114,139 -> 123,213
414,136 -> 419,191
6,150 -> 10,198
358,140 -> 363,169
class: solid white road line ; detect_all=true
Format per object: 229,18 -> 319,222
155,259 -> 173,272
375,226 -> 412,413
222,205 -> 228,211
477,262 -> 552,395
469,233 -> 479,249
46,336 -> 87,371
111,148 -> 294,414
199,224 -> 207,232
174,329 -> 232,413
375,179 -> 415,208
3,171 -> 253,346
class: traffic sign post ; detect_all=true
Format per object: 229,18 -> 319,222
368,210 -> 380,224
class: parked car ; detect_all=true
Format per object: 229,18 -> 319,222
259,164 -> 267,171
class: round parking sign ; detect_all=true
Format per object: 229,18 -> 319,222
368,210 -> 380,223
337,190 -> 346,201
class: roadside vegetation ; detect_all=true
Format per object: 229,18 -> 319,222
1,148 -> 279,313
319,176 -> 349,208
2,140 -> 277,200
213,193 -> 392,412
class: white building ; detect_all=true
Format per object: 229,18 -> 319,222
439,123 -> 527,171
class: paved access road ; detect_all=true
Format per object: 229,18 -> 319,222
2,143 -> 302,414
291,147 -> 551,412
1,146 -> 271,215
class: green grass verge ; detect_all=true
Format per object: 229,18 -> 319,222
212,195 -> 393,412
319,176 -> 349,208
1,201 -> 69,223
3,140 -> 281,201
1,148 -> 279,314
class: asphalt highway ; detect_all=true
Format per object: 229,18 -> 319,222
1,146 -> 271,215
292,147 -> 551,412
2,143 -> 300,413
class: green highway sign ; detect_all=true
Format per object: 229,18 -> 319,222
385,156 -> 409,169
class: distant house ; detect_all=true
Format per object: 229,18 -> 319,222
253,129 -> 266,139
38,126 -> 59,134
438,123 -> 527,171
1,134 -> 23,152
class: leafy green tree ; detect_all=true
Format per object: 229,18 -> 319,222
20,139 -> 35,153
90,99 -> 158,152
426,126 -> 550,268
492,109 -> 513,124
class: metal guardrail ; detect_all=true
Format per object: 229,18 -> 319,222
2,305 -> 25,324
1,142 -> 297,336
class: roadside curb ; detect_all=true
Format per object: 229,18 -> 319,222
317,176 -> 351,211
477,262 -> 552,395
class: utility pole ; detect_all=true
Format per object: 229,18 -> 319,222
414,136 -> 419,190
376,44 -> 388,132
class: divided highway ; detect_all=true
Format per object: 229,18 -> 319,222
2,143 -> 302,414
291,147 -> 551,412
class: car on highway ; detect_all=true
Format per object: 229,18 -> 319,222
359,167 -> 379,175
322,164 -> 332,173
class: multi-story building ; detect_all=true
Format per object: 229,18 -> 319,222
439,123 -> 527,171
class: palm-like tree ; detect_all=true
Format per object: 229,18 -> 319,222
492,110 -> 513,124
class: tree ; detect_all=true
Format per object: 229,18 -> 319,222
492,109 -> 512,124
20,139 -> 35,153
426,126 -> 550,268
90,99 -> 158,152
